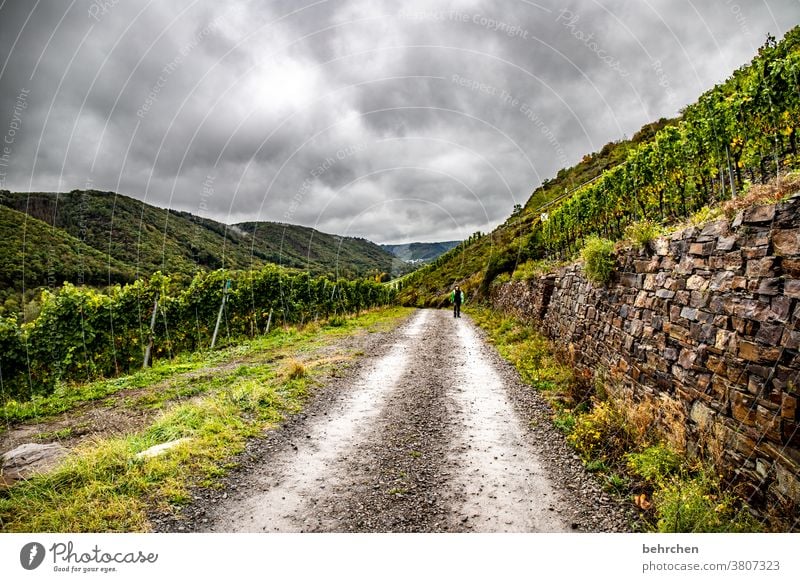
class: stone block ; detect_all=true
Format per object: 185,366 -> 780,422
678,348 -> 697,369
1,443 -> 68,483
742,246 -> 768,260
618,273 -> 642,288
699,323 -> 717,344
664,322 -> 690,343
689,399 -> 715,429
756,405 -> 783,442
773,462 -> 800,503
652,238 -> 670,256
716,235 -> 738,252
781,329 -> 800,350
686,274 -> 709,290
655,288 -> 675,300
674,256 -> 695,275
695,310 -> 714,324
748,373 -> 766,394
715,329 -> 735,352
757,277 -> 782,296
785,279 -> 800,299
743,204 -> 776,224
781,258 -> 800,278
709,271 -> 734,292
745,257 -> 776,278
699,219 -> 728,239
723,251 -> 743,271
772,229 -> 800,256
733,430 -> 757,456
738,340 -> 782,363
782,393 -> 797,421
731,276 -> 748,290
768,295 -> 792,323
732,391 -> 758,426
680,306 -> 698,321
689,241 -> 715,256
689,291 -> 709,309
756,322 -> 784,345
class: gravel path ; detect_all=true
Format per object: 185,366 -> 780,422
159,309 -> 636,532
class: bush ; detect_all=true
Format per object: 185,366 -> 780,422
580,236 -> 616,285
567,401 -> 633,462
480,252 -> 516,294
624,220 -> 661,249
654,468 -> 761,532
626,444 -> 682,486
512,259 -> 556,281
284,360 -> 306,380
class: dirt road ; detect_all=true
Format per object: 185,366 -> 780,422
164,309 -> 634,533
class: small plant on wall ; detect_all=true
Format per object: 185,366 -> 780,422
581,236 -> 616,285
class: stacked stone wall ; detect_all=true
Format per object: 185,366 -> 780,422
492,195 -> 800,523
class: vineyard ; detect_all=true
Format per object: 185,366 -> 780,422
400,27 -> 800,307
538,29 -> 800,257
0,267 -> 395,403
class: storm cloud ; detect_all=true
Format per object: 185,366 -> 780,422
0,0 -> 797,243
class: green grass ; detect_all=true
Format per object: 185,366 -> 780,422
468,306 -> 576,401
0,306 -> 413,532
0,307 -> 410,427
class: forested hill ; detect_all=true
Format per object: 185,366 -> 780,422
0,190 -> 411,295
399,27 -> 800,307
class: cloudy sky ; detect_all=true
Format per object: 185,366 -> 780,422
0,0 -> 797,243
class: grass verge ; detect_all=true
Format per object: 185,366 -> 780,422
467,305 -> 761,533
0,306 -> 413,532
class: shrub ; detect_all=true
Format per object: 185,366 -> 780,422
284,360 -> 306,380
512,259 -> 556,281
626,444 -> 682,486
567,400 -> 633,462
553,411 -> 576,434
653,468 -> 761,533
580,236 -> 616,285
624,220 -> 661,249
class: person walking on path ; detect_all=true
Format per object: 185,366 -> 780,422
450,285 -> 464,318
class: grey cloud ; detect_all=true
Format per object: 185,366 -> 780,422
1,0 -> 797,244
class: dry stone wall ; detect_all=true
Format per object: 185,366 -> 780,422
493,194 -> 800,523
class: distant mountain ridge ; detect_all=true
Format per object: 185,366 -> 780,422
381,240 -> 460,263
0,190 -> 411,300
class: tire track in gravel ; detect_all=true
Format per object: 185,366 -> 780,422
444,319 -> 569,532
201,309 -> 430,532
191,308 -> 636,533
